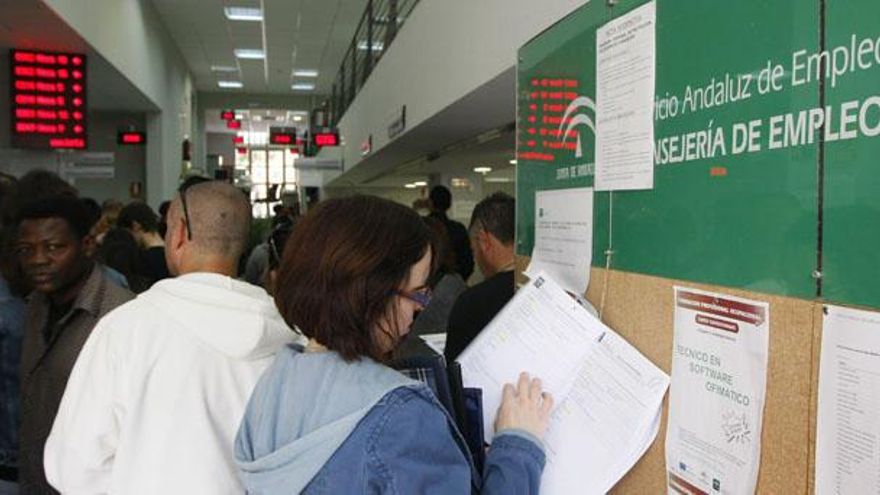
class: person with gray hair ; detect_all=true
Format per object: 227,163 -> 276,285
45,181 -> 300,494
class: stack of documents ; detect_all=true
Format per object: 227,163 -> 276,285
458,272 -> 669,494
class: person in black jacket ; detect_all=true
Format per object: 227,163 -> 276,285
444,192 -> 516,361
427,185 -> 474,282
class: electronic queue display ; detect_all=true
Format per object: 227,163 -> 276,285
11,49 -> 87,150
312,130 -> 339,147
117,131 -> 146,145
269,127 -> 297,145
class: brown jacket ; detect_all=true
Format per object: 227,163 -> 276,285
19,264 -> 133,494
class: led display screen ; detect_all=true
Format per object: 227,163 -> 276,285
11,49 -> 87,150
269,126 -> 296,145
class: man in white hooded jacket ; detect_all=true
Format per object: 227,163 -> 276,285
44,181 -> 299,494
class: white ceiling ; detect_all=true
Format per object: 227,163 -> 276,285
150,0 -> 368,96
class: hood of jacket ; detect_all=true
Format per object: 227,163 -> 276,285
138,272 -> 299,360
234,346 -> 417,493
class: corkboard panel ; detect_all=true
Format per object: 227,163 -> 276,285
515,256 -> 823,494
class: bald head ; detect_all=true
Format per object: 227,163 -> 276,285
169,181 -> 251,263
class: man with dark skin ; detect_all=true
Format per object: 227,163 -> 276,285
14,197 -> 132,494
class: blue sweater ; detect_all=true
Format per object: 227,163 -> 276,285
235,345 -> 545,494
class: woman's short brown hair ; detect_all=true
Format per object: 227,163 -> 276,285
274,195 -> 435,361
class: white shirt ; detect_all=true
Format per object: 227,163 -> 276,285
45,273 -> 300,494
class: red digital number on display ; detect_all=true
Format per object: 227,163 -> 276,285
314,133 -> 338,147
118,132 -> 146,145
221,110 -> 235,120
271,134 -> 293,144
227,120 -> 242,130
11,49 -> 87,150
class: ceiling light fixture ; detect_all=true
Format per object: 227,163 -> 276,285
413,181 -> 428,186
291,83 -> 315,91
211,65 -> 239,72
292,69 -> 319,78
509,159 -> 517,165
404,183 -> 417,189
224,7 -> 263,21
473,166 -> 492,174
293,115 -> 303,122
484,177 -> 513,183
217,81 -> 243,89
357,41 -> 384,52
234,49 -> 265,60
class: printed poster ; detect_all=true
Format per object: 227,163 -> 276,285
666,287 -> 769,494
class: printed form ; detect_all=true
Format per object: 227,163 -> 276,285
457,273 -> 669,494
816,305 -> 880,494
595,1 -> 656,191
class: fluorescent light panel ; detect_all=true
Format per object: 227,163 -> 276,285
234,49 -> 265,60
218,81 -> 243,88
224,7 -> 263,21
211,65 -> 239,72
473,166 -> 492,173
292,69 -> 319,77
357,41 -> 384,51
291,83 -> 315,91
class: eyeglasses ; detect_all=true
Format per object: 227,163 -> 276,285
177,176 -> 211,241
394,287 -> 432,308
180,185 -> 193,240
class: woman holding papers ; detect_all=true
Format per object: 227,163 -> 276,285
234,195 -> 553,494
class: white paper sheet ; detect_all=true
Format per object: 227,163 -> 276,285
595,1 -> 656,191
458,272 -> 669,493
541,329 -> 669,494
666,287 -> 770,495
419,333 -> 447,355
816,305 -> 880,494
458,274 -> 603,442
526,187 -> 594,295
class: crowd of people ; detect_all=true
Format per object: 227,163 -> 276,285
0,170 -> 546,494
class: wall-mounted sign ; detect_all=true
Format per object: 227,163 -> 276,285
387,105 -> 406,139
295,157 -> 342,170
269,127 -> 297,145
117,131 -> 146,145
11,49 -> 87,150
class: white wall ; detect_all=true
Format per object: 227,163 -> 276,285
41,0 -> 195,208
206,132 -> 236,173
334,0 -> 587,174
74,113 -> 147,203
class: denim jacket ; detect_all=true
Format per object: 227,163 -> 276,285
235,346 -> 545,494
0,277 -> 25,468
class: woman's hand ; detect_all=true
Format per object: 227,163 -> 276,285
494,372 -> 554,440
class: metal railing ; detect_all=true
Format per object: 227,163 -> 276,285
322,0 -> 420,127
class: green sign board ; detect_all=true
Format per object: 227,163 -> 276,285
517,0 -> 880,308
